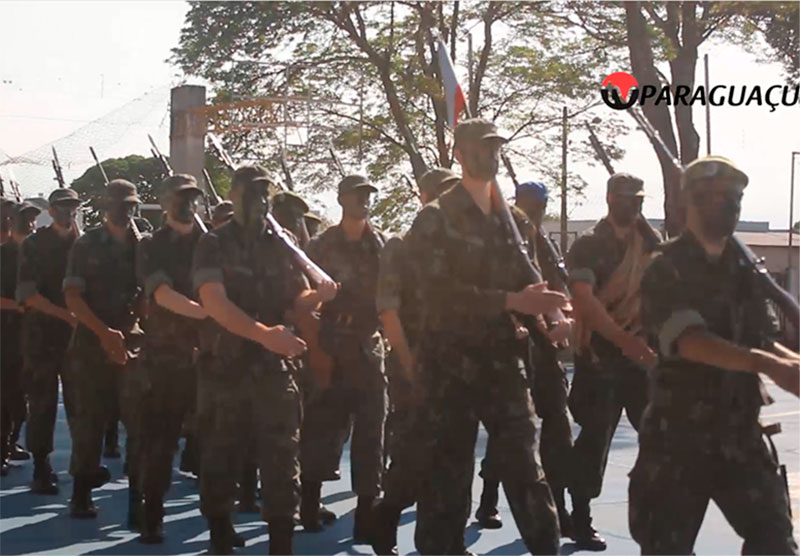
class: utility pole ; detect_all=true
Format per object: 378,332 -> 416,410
704,54 -> 711,155
790,151 -> 799,301
560,106 -> 568,254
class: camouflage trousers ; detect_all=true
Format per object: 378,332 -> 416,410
21,315 -> 72,458
135,344 -> 196,502
300,338 -> 387,497
197,358 -> 301,520
629,434 -> 797,555
568,353 -> 647,499
62,326 -> 142,479
482,341 -> 573,492
415,352 -> 560,555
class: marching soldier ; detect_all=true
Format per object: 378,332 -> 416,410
192,165 -> 336,554
565,172 -> 659,550
304,211 -> 323,238
272,190 -> 311,248
371,167 -> 460,555
404,118 -> 568,555
631,156 -> 798,554
16,189 -> 82,494
299,174 -> 387,541
135,174 -> 207,543
62,179 -> 144,520
1,201 -> 41,475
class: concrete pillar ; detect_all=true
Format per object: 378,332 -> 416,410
170,85 -> 206,187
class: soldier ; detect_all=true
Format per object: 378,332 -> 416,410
272,190 -> 311,248
16,189 -> 82,494
565,172 -> 659,550
192,165 -> 336,554
631,156 -> 799,554
404,118 -> 569,555
0,198 -> 14,245
211,200 -> 234,228
62,179 -> 143,519
135,174 -> 208,543
1,201 -> 41,475
299,174 -> 387,540
304,212 -> 322,238
475,180 -> 576,535
371,167 -> 460,555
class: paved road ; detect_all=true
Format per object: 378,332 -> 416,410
1,373 -> 797,555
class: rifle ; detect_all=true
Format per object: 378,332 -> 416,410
402,174 -> 421,202
206,133 -> 334,288
148,134 -> 208,233
278,143 -> 295,192
626,105 -> 799,331
89,146 -> 142,241
52,147 -> 66,188
500,153 -> 569,287
8,167 -> 22,203
327,139 -> 346,178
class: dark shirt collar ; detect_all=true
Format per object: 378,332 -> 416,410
677,229 -> 736,266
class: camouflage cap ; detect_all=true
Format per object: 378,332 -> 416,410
418,167 -> 460,197
13,201 -> 42,219
211,200 -> 234,225
105,179 -> 141,204
303,211 -> 322,223
454,118 -> 508,148
48,188 -> 83,206
158,174 -> 203,199
272,190 -> 309,214
607,172 -> 645,197
232,165 -> 275,190
682,156 -> 748,190
338,174 -> 377,196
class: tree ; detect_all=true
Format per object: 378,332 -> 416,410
171,1 -> 622,232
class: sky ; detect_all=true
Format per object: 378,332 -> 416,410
1,1 -> 798,229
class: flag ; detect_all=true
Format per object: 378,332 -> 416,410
436,39 -> 468,127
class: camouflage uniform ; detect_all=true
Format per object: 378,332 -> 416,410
136,225 -> 203,516
192,218 -> 306,521
62,224 -> 142,481
631,233 -> 796,553
301,223 -> 387,498
405,183 -> 559,555
565,217 -> 650,501
16,225 -> 76,461
1,239 -> 25,464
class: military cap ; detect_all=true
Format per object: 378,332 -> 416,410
211,200 -> 234,225
338,174 -> 377,196
303,211 -> 322,223
454,118 -> 508,148
105,179 -> 141,204
272,190 -> 309,214
607,172 -> 645,197
682,156 -> 748,190
158,174 -> 203,198
418,167 -> 459,197
48,188 -> 83,206
516,181 -> 548,202
231,165 -> 275,190
13,201 -> 42,219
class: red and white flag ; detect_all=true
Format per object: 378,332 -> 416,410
436,39 -> 468,127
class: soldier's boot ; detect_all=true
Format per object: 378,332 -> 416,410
69,476 -> 97,519
268,515 -> 294,555
571,496 -> 606,551
353,495 -> 375,544
127,483 -> 143,531
236,464 -> 260,514
370,500 -> 402,555
319,504 -> 337,524
9,421 -> 30,461
475,479 -> 502,529
0,435 -> 9,476
139,496 -> 165,544
224,516 -> 246,548
103,421 -> 120,459
300,480 -> 324,532
30,455 -> 59,495
89,465 -> 111,488
553,488 -> 573,539
208,516 -> 234,555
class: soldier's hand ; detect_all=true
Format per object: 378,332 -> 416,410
546,318 -> 572,345
619,333 -> 657,368
100,328 -> 128,366
261,325 -> 308,358
507,282 -> 570,317
316,279 -> 339,304
755,350 -> 800,397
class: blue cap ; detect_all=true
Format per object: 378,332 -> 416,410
516,181 -> 548,203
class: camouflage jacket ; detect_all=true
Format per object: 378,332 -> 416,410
639,231 -> 777,446
16,225 -> 75,309
403,183 -> 531,362
307,222 -> 386,341
0,240 -> 21,332
192,219 -> 308,370
63,225 -> 141,332
139,225 -> 203,349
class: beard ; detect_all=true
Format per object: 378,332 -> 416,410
463,152 -> 499,181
